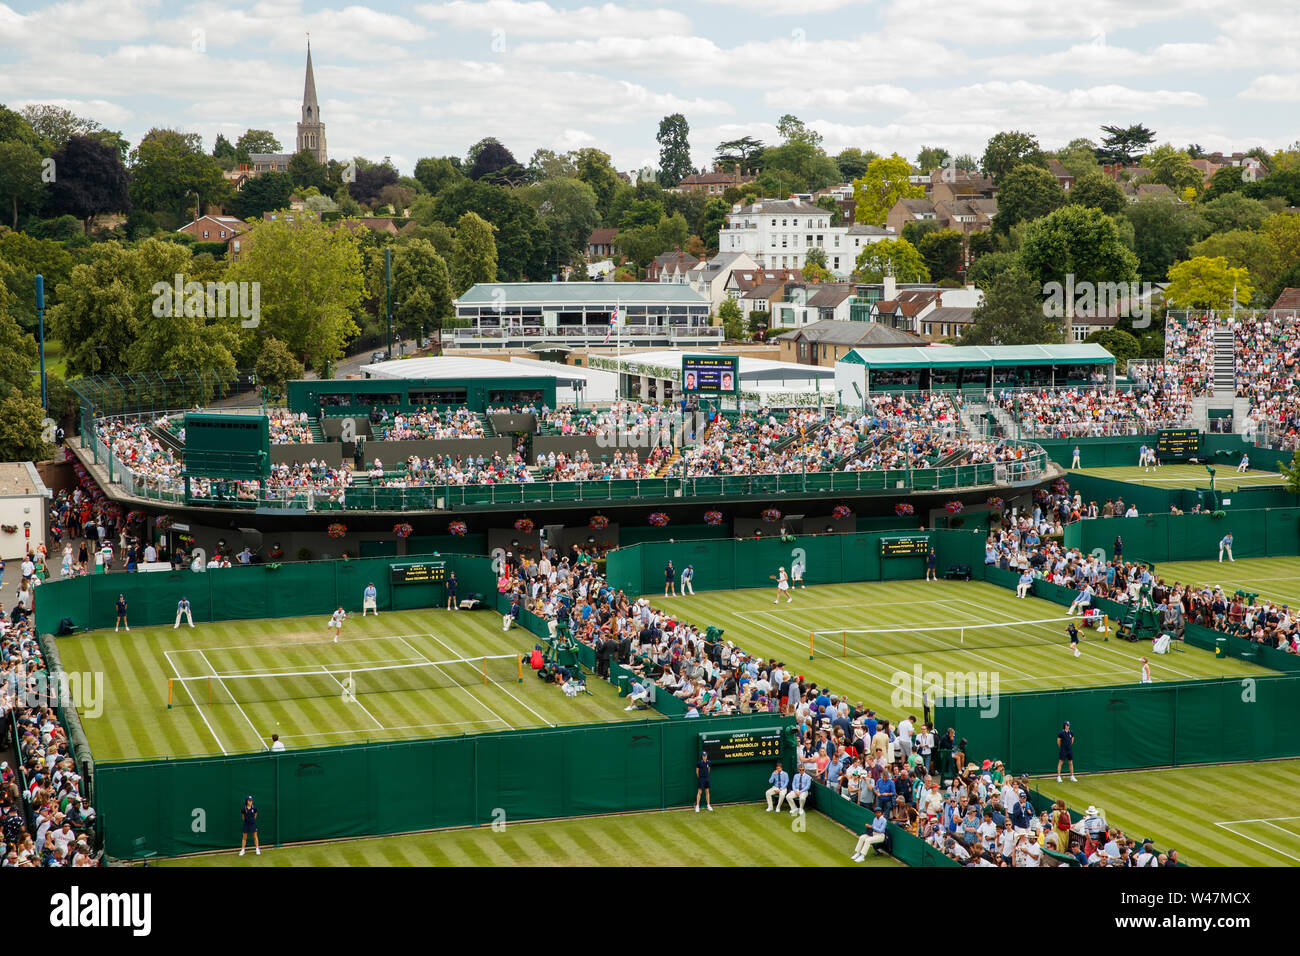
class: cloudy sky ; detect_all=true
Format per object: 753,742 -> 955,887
2,0 -> 1299,176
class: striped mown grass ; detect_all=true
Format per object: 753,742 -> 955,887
1068,463 -> 1281,491
1033,759 -> 1300,867
654,579 -> 1278,723
155,803 -> 901,867
1144,556 -> 1300,609
58,608 -> 652,762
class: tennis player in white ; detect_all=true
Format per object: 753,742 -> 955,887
773,567 -> 793,604
329,606 -> 346,642
1139,656 -> 1152,683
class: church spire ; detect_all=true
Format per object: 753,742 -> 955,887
302,39 -> 319,124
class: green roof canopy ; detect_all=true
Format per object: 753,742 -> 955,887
839,343 -> 1115,369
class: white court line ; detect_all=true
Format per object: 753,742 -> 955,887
1213,821 -> 1300,863
197,631 -> 436,654
1215,814 -> 1300,825
196,649 -> 267,748
419,633 -> 553,727
747,598 -> 958,618
163,650 -> 228,755
1262,819 -> 1300,838
730,610 -> 901,693
166,653 -> 427,678
274,718 -> 503,741
317,665 -> 386,730
942,593 -> 1199,680
395,636 -> 513,729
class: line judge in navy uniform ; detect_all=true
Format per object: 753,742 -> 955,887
446,571 -> 458,611
239,795 -> 261,857
694,751 -> 712,812
1056,720 -> 1077,784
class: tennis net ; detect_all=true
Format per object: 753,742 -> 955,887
810,614 -> 1107,659
167,653 -> 524,706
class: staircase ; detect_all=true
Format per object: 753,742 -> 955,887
309,416 -> 326,442
960,400 -> 991,439
653,451 -> 682,477
1212,324 -> 1236,394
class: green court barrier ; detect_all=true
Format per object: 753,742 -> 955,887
809,782 -> 957,867
1068,509 -> 1300,564
935,674 -> 1300,775
604,529 -> 986,597
35,553 -> 500,635
94,713 -> 795,858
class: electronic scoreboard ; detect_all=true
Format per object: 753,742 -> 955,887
699,727 -> 784,763
880,535 -> 930,558
1156,428 -> 1201,460
390,560 -> 446,585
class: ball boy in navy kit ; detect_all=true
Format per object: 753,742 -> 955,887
239,795 -> 261,856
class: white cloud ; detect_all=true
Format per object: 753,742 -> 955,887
415,0 -> 691,38
1239,75 -> 1300,102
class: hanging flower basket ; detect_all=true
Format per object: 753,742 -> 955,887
126,510 -> 145,525
392,522 -> 413,538
832,505 -> 851,520
513,518 -> 534,534
327,522 -> 347,539
703,510 -> 724,526
986,497 -> 1005,513
448,520 -> 468,536
761,508 -> 782,523
589,515 -> 609,530
1051,478 -> 1070,497
0,525 -> 16,535
895,503 -> 914,517
648,512 -> 670,527
155,515 -> 174,531
944,500 -> 964,515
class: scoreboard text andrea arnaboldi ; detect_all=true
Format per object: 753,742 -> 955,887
699,727 -> 785,762
389,560 -> 447,585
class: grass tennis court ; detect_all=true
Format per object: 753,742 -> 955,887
1144,556 -> 1300,608
58,608 -> 649,762
1034,760 -> 1300,866
1069,463 -> 1281,490
153,803 -> 899,867
656,580 -> 1278,721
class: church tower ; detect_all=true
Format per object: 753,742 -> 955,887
295,42 -> 327,165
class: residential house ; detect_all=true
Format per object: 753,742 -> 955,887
774,319 -> 923,366
914,306 -> 976,342
886,197 -> 937,237
673,165 -> 756,195
647,248 -> 699,283
717,196 -> 894,278
770,282 -> 858,330
335,217 -> 400,236
587,228 -> 617,259
1270,288 -> 1300,312
685,251 -> 758,314
1122,182 -> 1176,202
812,183 -> 856,225
864,274 -> 983,340
177,214 -> 247,243
1047,159 -> 1075,191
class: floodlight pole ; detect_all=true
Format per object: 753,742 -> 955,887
35,275 -> 47,410
384,246 -> 394,361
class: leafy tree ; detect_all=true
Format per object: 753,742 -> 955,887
715,136 -> 765,170
917,229 -> 965,283
0,392 -> 50,462
392,238 -> 453,341
697,197 -> 729,255
435,179 -> 543,280
226,218 -> 364,376
213,133 -> 237,164
852,153 -> 922,226
980,130 -> 1046,183
467,140 -> 526,186
17,104 -> 102,149
963,265 -> 1060,345
1278,448 -> 1300,495
1055,138 -> 1102,179
573,148 -> 624,224
287,149 -> 331,192
234,170 -> 295,219
413,156 -> 462,196
0,105 -> 45,151
378,184 -> 415,214
615,213 -> 690,270
347,161 -> 399,208
966,249 -> 1020,291
527,148 -> 576,182
1123,197 -> 1210,283
1190,229 -> 1280,299
760,115 -> 839,193
522,177 -> 599,274
993,163 -> 1066,233
129,129 -> 225,220
451,211 -> 498,295
0,141 -> 45,230
656,114 -> 693,187
254,336 -> 304,400
0,262 -> 38,399
0,231 -> 75,334
1069,171 -> 1127,216
1019,205 -> 1140,340
835,147 -> 878,181
1261,212 -> 1300,272
46,134 -> 132,232
1086,328 -> 1140,372
1165,256 -> 1253,310
718,297 -> 744,341
1098,123 -> 1156,165
1147,147 -> 1204,197
235,129 -> 282,163
901,219 -> 942,247
853,237 -> 929,283
914,146 -> 950,174
1246,167 -> 1300,207
1202,164 -> 1249,201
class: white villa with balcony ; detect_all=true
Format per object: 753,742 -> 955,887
717,197 -> 896,279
